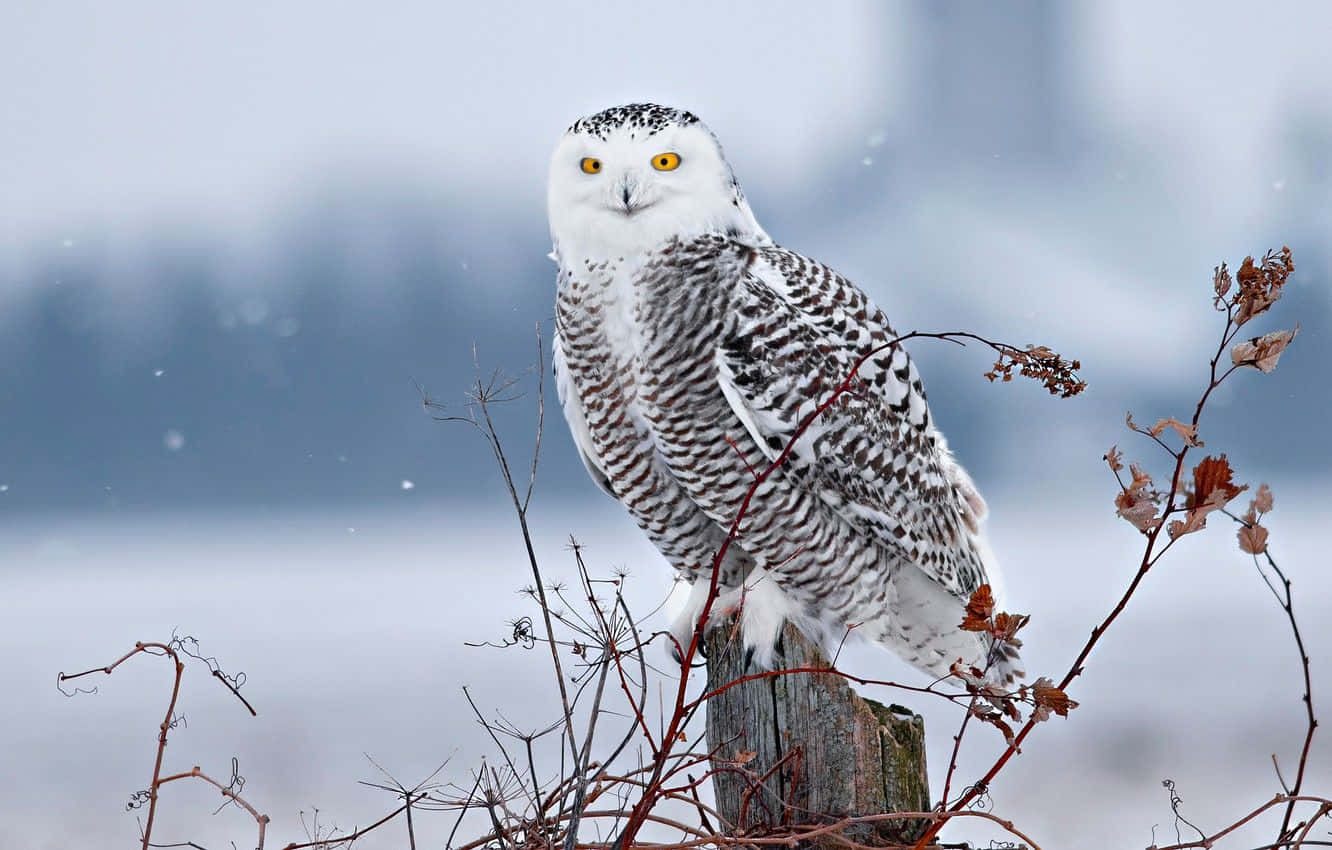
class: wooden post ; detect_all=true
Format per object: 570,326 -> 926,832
704,617 -> 931,847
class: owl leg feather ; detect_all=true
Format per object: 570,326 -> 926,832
667,578 -> 742,664
734,568 -> 798,669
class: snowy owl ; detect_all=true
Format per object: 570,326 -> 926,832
548,104 -> 1020,685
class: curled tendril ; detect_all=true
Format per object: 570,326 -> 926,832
125,789 -> 151,812
465,616 -> 538,650
56,672 -> 98,697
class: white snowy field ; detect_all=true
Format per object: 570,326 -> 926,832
3,483 -> 1329,850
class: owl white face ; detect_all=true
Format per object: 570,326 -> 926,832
547,105 -> 765,265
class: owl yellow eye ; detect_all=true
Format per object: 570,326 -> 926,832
651,152 -> 681,171
580,157 -> 602,174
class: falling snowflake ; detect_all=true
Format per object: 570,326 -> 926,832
239,298 -> 269,326
400,479 -> 415,491
163,430 -> 186,452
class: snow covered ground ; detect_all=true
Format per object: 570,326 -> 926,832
3,485 -> 1328,849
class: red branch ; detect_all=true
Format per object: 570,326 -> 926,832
59,641 -> 269,850
912,251 -> 1303,847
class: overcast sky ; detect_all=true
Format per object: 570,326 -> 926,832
3,1 -> 1327,395
0,2 -> 890,248
3,1 -> 1330,249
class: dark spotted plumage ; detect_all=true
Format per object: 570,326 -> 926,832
548,105 -> 1021,684
569,103 -> 699,140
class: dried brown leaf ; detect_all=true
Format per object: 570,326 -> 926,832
960,584 -> 995,632
1032,677 -> 1078,718
1105,446 -> 1123,472
1128,463 -> 1152,488
1238,523 -> 1269,555
1003,698 -> 1021,721
986,344 -> 1086,397
1116,495 -> 1161,532
1231,327 -> 1298,373
1115,463 -> 1162,532
1233,247 -> 1294,325
1168,456 -> 1249,539
1213,262 -> 1233,303
1236,256 -> 1259,287
1237,291 -> 1281,326
1167,509 -> 1209,540
991,612 -> 1029,648
971,705 -> 1017,746
1148,417 -> 1202,447
1253,483 -> 1274,514
1189,455 -> 1245,511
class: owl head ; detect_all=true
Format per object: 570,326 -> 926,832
547,104 -> 767,264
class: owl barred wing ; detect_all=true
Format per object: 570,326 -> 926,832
715,246 -> 989,601
553,330 -> 615,498
547,103 -> 1018,682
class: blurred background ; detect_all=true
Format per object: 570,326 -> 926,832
2,2 -> 1329,848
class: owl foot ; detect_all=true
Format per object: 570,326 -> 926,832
667,579 -> 742,665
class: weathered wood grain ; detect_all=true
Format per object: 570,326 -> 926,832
704,617 -> 930,847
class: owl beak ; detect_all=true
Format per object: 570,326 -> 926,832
614,172 -> 651,216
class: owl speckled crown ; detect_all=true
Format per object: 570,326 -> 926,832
568,103 -> 700,140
